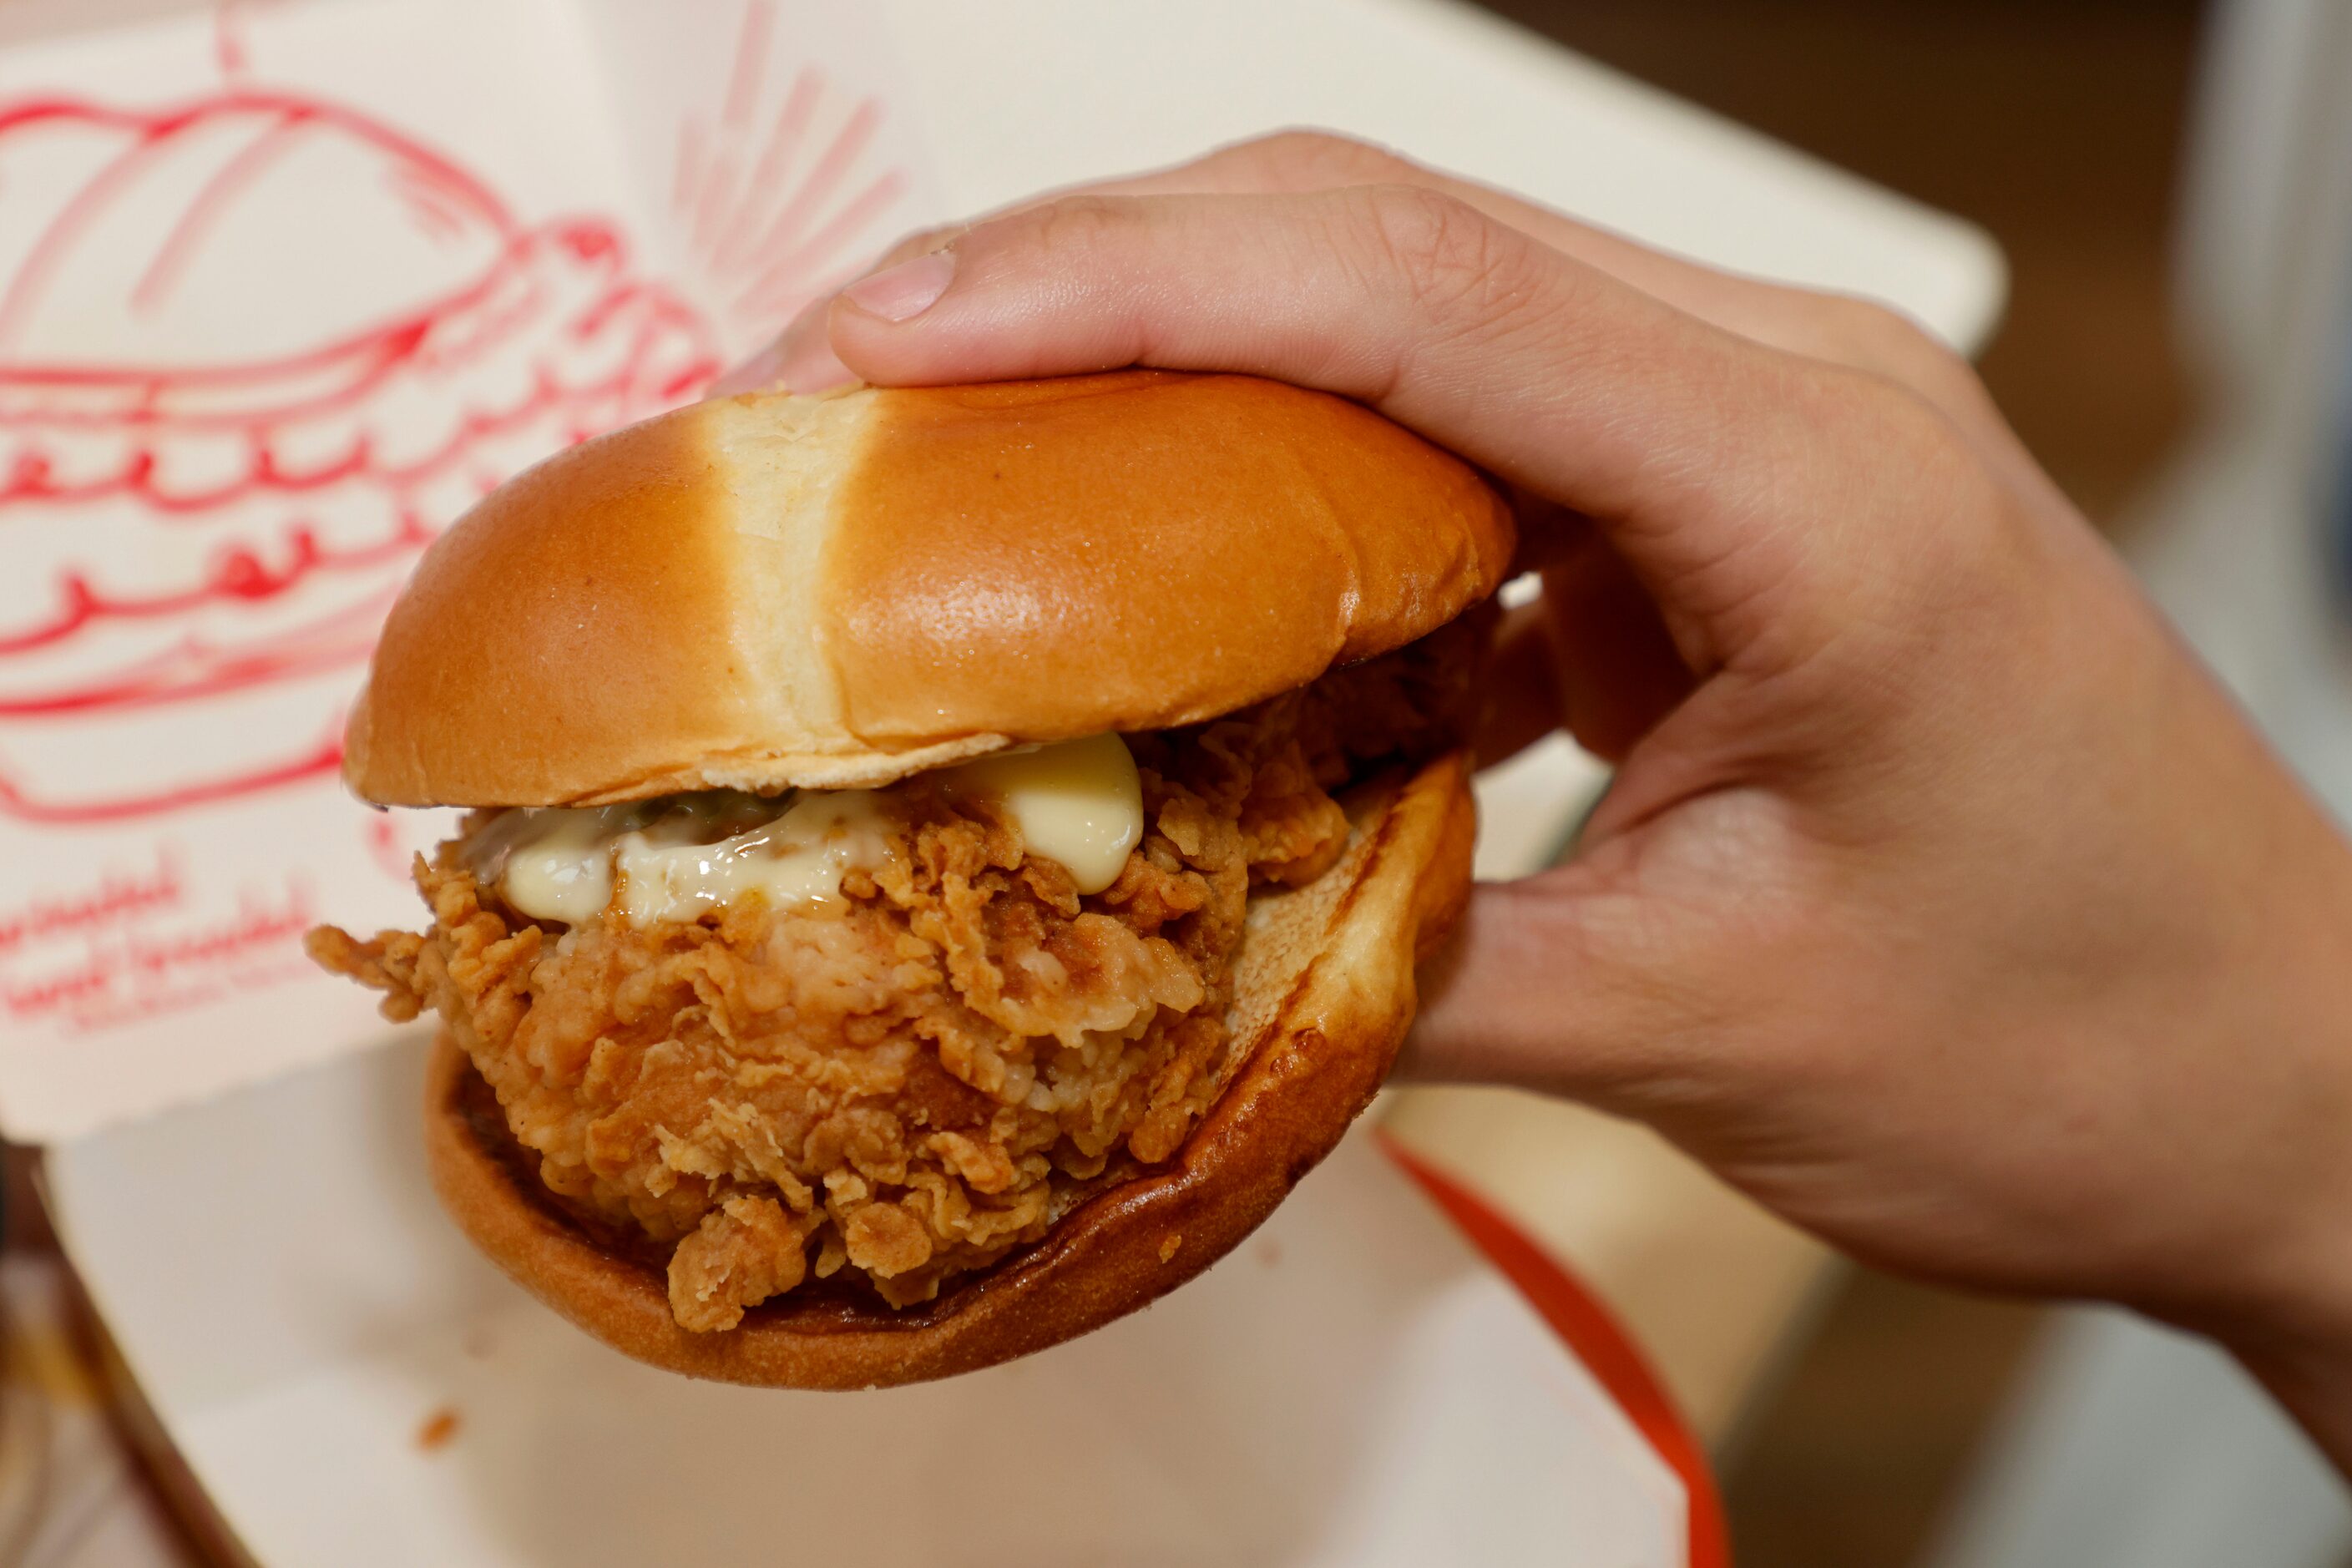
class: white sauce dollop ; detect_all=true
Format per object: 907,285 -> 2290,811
944,731 -> 1141,896
480,734 -> 1143,924
615,791 -> 893,923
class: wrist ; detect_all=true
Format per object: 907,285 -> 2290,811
2177,832 -> 2352,1471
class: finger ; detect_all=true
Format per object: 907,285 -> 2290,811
822,188 -> 1962,677
1471,557 -> 1692,771
1395,873 -> 1717,1106
711,219 -> 974,394
1541,539 -> 1697,761
1090,133 -> 1995,422
1473,601 -> 1564,770
723,129 -> 2005,455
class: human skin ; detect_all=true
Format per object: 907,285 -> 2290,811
713,133 -> 2352,1469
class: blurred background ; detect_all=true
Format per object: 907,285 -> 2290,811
1462,1 -> 2352,1564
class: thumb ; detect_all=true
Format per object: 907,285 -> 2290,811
1399,871 -> 1722,1105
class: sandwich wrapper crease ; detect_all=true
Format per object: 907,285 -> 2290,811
0,0 -> 2002,1561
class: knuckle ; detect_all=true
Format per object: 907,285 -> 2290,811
1014,193 -> 1141,259
1816,364 -> 2014,575
1353,184 -> 1524,312
1247,128 -> 1403,185
1827,365 -> 1978,498
1817,296 -> 1981,400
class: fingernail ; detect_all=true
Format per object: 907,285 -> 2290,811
839,249 -> 955,322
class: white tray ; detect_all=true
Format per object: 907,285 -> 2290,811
48,1036 -> 1696,1566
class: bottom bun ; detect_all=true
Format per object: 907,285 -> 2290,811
423,749 -> 1478,1388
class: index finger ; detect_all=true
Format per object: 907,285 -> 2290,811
733,131 -> 2010,456
1076,134 -> 2020,465
822,187 -> 1990,693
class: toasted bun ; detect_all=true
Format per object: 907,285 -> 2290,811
422,749 -> 1475,1388
347,371 -> 1512,805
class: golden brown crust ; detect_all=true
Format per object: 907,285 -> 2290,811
346,405 -> 771,807
825,374 -> 1513,745
421,750 -> 1475,1387
348,372 -> 1513,807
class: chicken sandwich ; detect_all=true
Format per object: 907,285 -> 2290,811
310,368 -> 1511,1387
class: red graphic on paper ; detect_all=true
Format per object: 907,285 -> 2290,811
0,0 -> 916,827
1,869 -> 316,1032
0,1 -> 918,1067
0,90 -> 723,822
671,0 -> 912,341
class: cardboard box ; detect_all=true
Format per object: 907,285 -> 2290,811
0,1 -> 2001,1561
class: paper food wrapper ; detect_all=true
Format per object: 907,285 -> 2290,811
0,0 -> 933,1140
45,1036 -> 1696,1567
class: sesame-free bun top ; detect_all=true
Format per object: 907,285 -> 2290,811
345,370 -> 1513,806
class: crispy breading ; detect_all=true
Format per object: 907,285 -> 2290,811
310,629 -> 1474,1329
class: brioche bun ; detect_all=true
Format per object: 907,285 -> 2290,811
345,370 -> 1512,805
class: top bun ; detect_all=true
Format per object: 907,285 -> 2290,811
345,370 -> 1514,806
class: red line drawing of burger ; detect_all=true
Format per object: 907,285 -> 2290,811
0,89 -> 724,822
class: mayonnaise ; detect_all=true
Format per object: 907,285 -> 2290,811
476,734 -> 1144,923
479,804 -> 640,924
615,792 -> 892,923
942,733 -> 1142,895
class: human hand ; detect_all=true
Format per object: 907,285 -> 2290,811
718,132 -> 2352,1464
